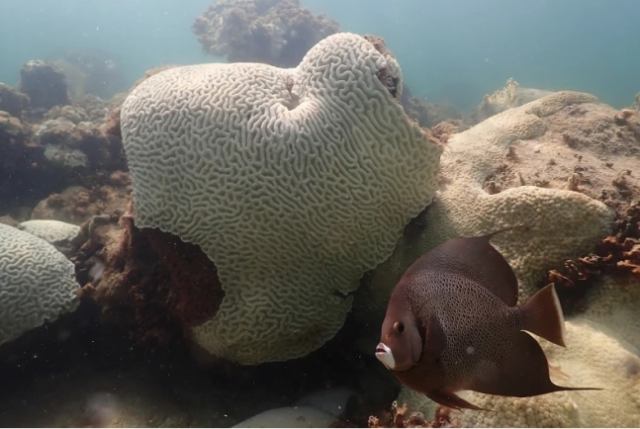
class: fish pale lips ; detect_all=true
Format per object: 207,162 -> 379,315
375,226 -> 601,411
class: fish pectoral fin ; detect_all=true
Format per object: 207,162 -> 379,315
425,389 -> 489,411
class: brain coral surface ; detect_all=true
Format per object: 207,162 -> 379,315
120,32 -> 442,364
0,223 -> 79,346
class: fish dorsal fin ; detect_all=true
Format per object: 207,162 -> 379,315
409,227 -> 521,306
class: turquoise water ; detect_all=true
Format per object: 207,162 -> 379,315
1,0 -> 638,111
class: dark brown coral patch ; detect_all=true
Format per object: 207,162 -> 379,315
543,202 -> 640,313
74,201 -> 225,346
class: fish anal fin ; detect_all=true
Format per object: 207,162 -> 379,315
469,331 -> 600,398
425,389 -> 490,411
520,283 -> 566,347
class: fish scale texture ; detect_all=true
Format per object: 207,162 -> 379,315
120,32 -> 442,364
0,223 -> 79,346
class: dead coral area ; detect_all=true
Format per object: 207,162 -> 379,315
480,102 -> 640,220
193,0 -> 339,67
72,201 -> 226,347
367,402 -> 459,428
543,201 -> 640,313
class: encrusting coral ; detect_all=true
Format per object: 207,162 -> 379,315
118,32 -> 443,364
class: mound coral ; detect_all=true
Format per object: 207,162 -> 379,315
193,0 -> 339,67
363,92 -> 620,320
119,33 -> 442,364
0,223 -> 79,347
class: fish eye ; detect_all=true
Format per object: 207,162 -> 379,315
393,321 -> 405,334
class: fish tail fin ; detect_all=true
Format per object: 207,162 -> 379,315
520,283 -> 567,347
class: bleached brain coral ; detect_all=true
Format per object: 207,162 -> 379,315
0,223 -> 80,346
120,32 -> 442,364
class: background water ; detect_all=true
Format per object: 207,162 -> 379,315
1,0 -> 639,112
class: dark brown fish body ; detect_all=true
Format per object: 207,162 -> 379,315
375,227 -> 600,410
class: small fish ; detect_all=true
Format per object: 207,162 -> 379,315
375,227 -> 600,411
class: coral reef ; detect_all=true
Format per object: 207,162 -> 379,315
193,0 -> 339,67
0,83 -> 29,118
468,78 -> 555,124
0,78 -> 126,219
51,48 -> 126,100
118,32 -> 442,364
31,172 -> 131,225
18,60 -> 69,110
543,201 -> 639,312
355,92 -> 637,349
400,85 -> 464,129
0,223 -> 79,347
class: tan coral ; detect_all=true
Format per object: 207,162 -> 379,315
580,275 -> 640,349
120,33 -> 442,364
364,92 -> 618,325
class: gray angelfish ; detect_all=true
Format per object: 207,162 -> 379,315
375,227 -> 600,411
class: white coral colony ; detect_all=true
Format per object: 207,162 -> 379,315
0,223 -> 80,346
120,33 -> 442,364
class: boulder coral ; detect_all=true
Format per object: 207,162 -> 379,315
361,92 -> 623,333
119,33 -> 443,364
0,223 -> 80,347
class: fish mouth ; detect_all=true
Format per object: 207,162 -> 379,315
375,342 -> 396,370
